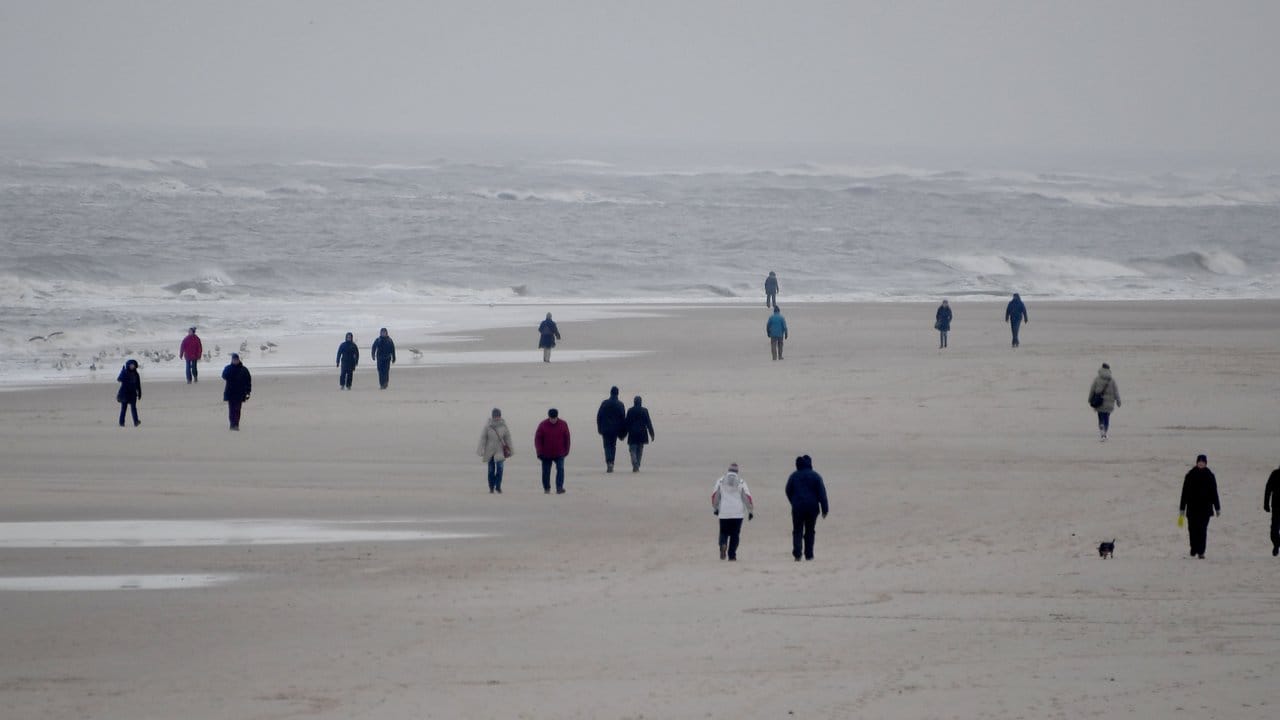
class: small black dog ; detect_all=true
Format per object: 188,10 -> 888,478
1097,539 -> 1116,559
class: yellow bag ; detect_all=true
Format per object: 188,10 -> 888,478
1177,514 -> 1185,528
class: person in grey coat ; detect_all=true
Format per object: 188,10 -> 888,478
1087,363 -> 1121,441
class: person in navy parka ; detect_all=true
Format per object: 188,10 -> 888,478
116,359 -> 142,427
336,332 -> 359,390
785,454 -> 829,561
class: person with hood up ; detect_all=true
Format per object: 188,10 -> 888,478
116,359 -> 142,427
596,386 -> 627,472
221,353 -> 251,430
179,326 -> 203,383
764,271 -> 779,309
935,299 -> 952,349
477,408 -> 514,494
766,306 -> 788,361
371,327 -> 396,390
1087,363 -> 1121,441
336,332 -> 359,390
1265,464 -> 1280,557
624,395 -> 655,472
1180,454 -> 1221,559
538,313 -> 561,363
534,408 -> 571,494
785,454 -> 829,561
712,462 -> 754,561
1005,293 -> 1028,348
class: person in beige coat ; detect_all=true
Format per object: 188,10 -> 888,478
478,408 -> 514,493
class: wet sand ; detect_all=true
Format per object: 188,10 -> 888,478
2,300 -> 1279,719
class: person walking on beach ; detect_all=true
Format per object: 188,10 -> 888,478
624,395 -> 655,472
785,454 -> 829,561
1005,293 -> 1028,347
935,299 -> 952,349
477,408 -> 514,494
1264,464 -> 1280,556
534,408 -> 571,494
179,326 -> 203,384
764,271 -> 779,309
1087,363 -> 1121,441
766,306 -> 788,361
712,462 -> 754,561
1180,454 -> 1221,559
596,386 -> 627,472
116,359 -> 142,427
538,313 -> 561,363
336,332 -> 359,390
371,327 -> 396,390
221,353 -> 251,431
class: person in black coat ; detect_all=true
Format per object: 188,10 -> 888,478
1005,293 -> 1028,348
935,299 -> 952,349
336,332 -> 359,390
116,359 -> 142,427
623,395 -> 655,472
1264,464 -> 1280,557
538,313 -> 561,362
221,353 -> 252,431
785,454 -> 829,561
1179,454 -> 1221,559
595,386 -> 627,472
371,327 -> 396,390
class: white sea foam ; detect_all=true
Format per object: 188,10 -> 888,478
0,519 -> 492,548
0,575 -> 237,591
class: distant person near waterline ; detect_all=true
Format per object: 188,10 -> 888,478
596,386 -> 627,472
221,353 -> 251,431
371,327 -> 396,390
478,408 -> 514,494
624,395 -> 655,472
1005,293 -> 1028,348
712,462 -> 754,561
534,408 -> 571,494
764,271 -> 779,309
538,313 -> 561,363
180,326 -> 203,383
1264,464 -> 1280,556
336,332 -> 359,390
116,359 -> 142,427
785,454 -> 828,561
935,299 -> 952,349
1087,363 -> 1121,441
1179,454 -> 1220,559
766,306 -> 788,361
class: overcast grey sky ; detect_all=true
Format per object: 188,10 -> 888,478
2,1 -> 1277,161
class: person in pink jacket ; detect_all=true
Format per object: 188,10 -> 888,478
712,462 -> 754,561
534,408 -> 571,494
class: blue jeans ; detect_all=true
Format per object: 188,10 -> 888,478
377,360 -> 391,388
602,435 -> 618,465
540,456 -> 565,491
1010,321 -> 1022,347
487,458 -> 504,491
185,359 -> 198,382
1097,411 -> 1110,431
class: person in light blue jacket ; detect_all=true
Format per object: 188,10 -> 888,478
766,306 -> 788,361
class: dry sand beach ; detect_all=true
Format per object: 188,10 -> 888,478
2,300 -> 1279,719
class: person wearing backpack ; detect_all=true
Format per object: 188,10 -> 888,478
1087,363 -> 1121,441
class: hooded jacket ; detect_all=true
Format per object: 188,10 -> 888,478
538,318 -> 560,348
1265,468 -> 1280,513
477,418 -> 514,463
596,391 -> 626,439
712,472 -> 754,520
336,340 -> 360,369
222,362 -> 252,402
1088,367 -> 1121,414
1005,295 -> 1028,324
534,418 -> 571,459
1180,466 -> 1221,517
766,312 -> 788,339
785,456 -> 829,516
935,304 -> 952,331
765,273 -> 778,294
371,335 -> 396,365
116,362 -> 141,403
624,402 -> 655,446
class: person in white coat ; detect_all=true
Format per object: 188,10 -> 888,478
477,408 -> 514,494
712,462 -> 755,561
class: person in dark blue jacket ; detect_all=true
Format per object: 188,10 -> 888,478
935,299 -> 952,349
766,306 -> 788,361
624,395 -> 655,472
116,359 -> 142,427
221,353 -> 252,431
595,386 -> 627,472
538,313 -> 561,362
336,332 -> 359,390
371,327 -> 396,390
785,454 -> 829,561
1005,293 -> 1028,348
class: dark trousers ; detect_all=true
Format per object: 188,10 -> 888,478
718,518 -> 743,559
339,366 -> 354,388
939,330 -> 948,348
118,401 -> 139,425
227,400 -> 243,429
487,458 -> 504,491
540,456 -> 565,491
377,360 -> 391,388
1010,320 -> 1022,347
1187,511 -> 1211,556
185,359 -> 198,382
1270,511 -> 1279,551
602,435 -> 618,465
770,337 -> 784,360
766,292 -> 776,308
629,443 -> 645,469
1097,411 -> 1111,431
792,508 -> 819,560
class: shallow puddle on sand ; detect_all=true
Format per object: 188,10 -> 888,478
0,574 -> 237,591
0,519 -> 490,548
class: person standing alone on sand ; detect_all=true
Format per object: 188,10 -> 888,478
712,462 -> 754,561
1087,363 -> 1121,441
596,386 -> 626,472
624,395 -> 655,472
1264,464 -> 1280,556
477,408 -> 513,494
935,299 -> 952,349
785,454 -> 828,561
371,328 -> 396,390
1180,454 -> 1221,559
336,332 -> 359,390
1005,293 -> 1028,347
766,306 -> 788,361
221,353 -> 251,431
116,359 -> 142,427
538,313 -> 561,363
180,326 -> 203,383
534,408 -> 571,494
764,271 -> 779,309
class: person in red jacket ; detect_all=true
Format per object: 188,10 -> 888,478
180,326 -> 203,384
534,408 -> 571,494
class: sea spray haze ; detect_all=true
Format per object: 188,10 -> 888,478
2,134 -> 1277,384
